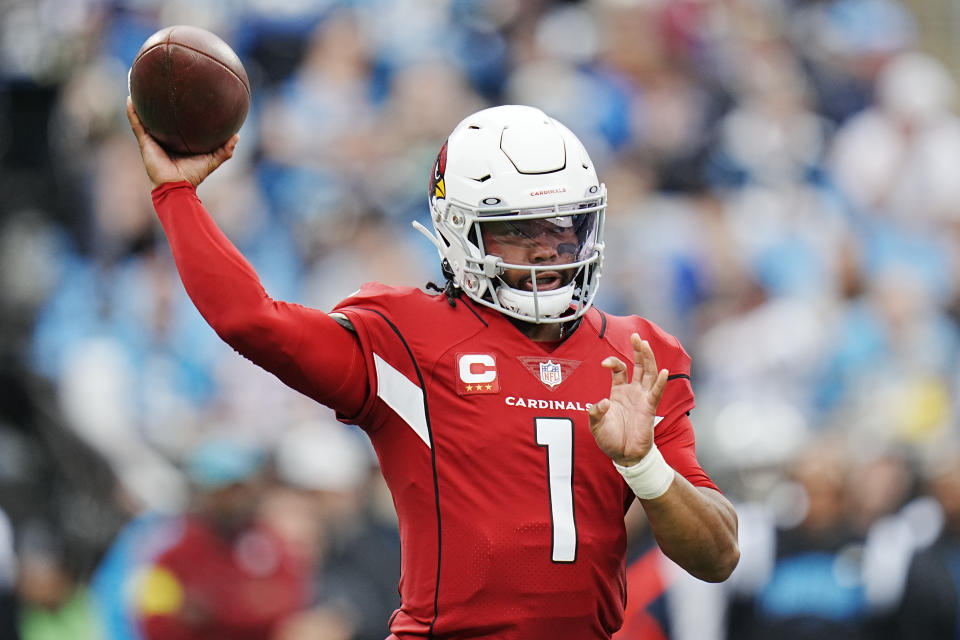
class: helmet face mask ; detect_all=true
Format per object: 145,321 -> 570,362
417,105 -> 606,324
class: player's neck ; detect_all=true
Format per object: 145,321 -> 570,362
514,318 -> 574,342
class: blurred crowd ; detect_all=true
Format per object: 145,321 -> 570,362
2,0 -> 960,638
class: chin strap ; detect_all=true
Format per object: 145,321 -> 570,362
425,277 -> 461,307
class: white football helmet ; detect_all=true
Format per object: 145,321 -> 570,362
414,105 -> 606,324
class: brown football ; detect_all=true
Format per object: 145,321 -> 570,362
129,25 -> 250,154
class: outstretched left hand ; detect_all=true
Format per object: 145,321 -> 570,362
588,333 -> 669,467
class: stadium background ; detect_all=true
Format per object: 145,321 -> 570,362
2,0 -> 960,638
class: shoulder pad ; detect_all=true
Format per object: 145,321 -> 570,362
332,282 -> 429,312
599,312 -> 691,374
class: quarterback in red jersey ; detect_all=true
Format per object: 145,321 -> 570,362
127,98 -> 739,639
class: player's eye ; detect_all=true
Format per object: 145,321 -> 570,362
486,222 -> 526,238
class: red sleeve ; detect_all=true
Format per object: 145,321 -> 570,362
151,181 -> 368,417
655,355 -> 717,492
639,318 -> 718,491
656,411 -> 717,491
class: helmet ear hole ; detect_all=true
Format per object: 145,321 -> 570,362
463,273 -> 482,294
448,211 -> 466,229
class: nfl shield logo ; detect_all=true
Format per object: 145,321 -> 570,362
539,361 -> 563,387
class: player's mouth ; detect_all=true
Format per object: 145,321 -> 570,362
521,272 -> 565,291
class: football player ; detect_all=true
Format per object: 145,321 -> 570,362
127,98 -> 739,639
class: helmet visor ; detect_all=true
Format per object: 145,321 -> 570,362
476,207 -> 601,266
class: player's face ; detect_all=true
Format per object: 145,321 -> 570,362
481,218 -> 579,291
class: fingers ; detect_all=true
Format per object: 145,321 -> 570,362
640,336 -> 658,382
127,96 -> 170,187
606,336 -> 659,389
651,367 -> 669,405
630,333 -> 660,384
196,134 -> 239,185
587,398 -> 611,432
126,96 -> 149,144
602,356 -> 629,387
631,333 -> 645,382
214,134 -> 239,164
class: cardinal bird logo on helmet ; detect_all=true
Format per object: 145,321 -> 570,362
430,141 -> 447,200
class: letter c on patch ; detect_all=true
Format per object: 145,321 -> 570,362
458,354 -> 497,384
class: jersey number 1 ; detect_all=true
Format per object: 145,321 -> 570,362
536,417 -> 576,562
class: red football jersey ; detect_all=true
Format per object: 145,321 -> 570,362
150,183 -> 719,640
333,283 -> 716,639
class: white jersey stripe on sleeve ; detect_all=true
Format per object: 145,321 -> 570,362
373,353 -> 431,449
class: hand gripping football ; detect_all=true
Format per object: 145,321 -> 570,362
129,25 -> 250,154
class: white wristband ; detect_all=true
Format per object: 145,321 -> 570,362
613,444 -> 675,500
